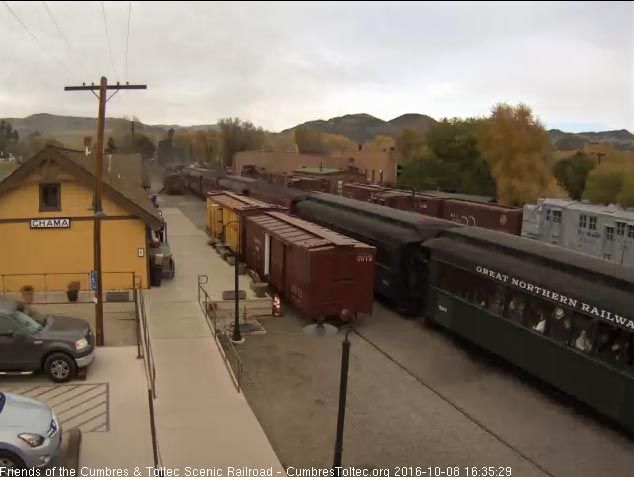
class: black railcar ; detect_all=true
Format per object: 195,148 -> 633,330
296,194 -> 458,314
423,226 -> 634,431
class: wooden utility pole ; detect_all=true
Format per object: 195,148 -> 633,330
65,77 -> 147,346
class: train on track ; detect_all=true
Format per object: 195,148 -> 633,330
173,165 -> 634,432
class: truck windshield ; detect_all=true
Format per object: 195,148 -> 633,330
13,310 -> 44,334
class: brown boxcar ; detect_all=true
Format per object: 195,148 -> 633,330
244,211 -> 376,319
441,199 -> 523,234
412,193 -> 445,218
342,183 -> 387,202
287,176 -> 329,192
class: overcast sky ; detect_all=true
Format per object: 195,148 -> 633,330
2,1 -> 633,132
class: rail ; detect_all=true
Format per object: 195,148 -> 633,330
197,274 -> 243,392
134,286 -> 163,468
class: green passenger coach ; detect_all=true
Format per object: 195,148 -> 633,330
423,227 -> 634,431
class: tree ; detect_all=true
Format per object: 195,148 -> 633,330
476,103 -> 563,206
396,128 -> 425,160
397,147 -> 453,190
617,169 -> 634,207
218,118 -> 265,167
294,126 -> 323,154
262,132 -> 297,152
583,163 -> 625,205
553,152 -> 597,200
370,135 -> 395,151
425,118 -> 495,196
321,133 -> 356,156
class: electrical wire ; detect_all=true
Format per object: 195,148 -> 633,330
101,1 -> 117,78
42,1 -> 71,51
124,1 -> 131,80
2,0 -> 76,78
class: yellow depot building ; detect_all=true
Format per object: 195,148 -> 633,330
0,145 -> 163,292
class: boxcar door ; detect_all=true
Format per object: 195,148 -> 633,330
270,238 -> 286,295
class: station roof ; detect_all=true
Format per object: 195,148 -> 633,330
0,145 -> 163,228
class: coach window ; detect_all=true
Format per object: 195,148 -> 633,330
589,216 -> 597,231
548,307 -> 573,346
579,214 -> 587,229
545,209 -> 551,222
570,313 -> 596,353
596,323 -> 627,365
552,210 -> 562,223
506,293 -> 527,323
628,225 -> 634,239
606,226 -> 615,242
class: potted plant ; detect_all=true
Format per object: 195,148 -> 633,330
20,285 -> 34,305
66,281 -> 81,302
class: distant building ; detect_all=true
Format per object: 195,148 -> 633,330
234,148 -> 403,186
523,198 -> 634,266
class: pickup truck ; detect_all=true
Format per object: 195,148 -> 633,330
0,299 -> 95,382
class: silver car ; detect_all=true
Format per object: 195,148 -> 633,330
0,392 -> 62,469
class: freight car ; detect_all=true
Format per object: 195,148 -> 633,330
295,193 -> 459,314
423,226 -> 634,432
342,183 -> 388,202
162,164 -> 186,195
440,199 -> 523,235
244,211 -> 376,320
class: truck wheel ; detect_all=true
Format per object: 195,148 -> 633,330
0,450 -> 26,469
169,261 -> 175,279
44,353 -> 77,383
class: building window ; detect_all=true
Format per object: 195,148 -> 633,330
589,216 -> 597,230
606,226 -> 615,241
616,222 -> 626,236
39,183 -> 61,212
628,225 -> 634,239
545,209 -> 551,222
579,214 -> 587,229
552,210 -> 562,223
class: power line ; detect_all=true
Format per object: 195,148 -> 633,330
42,1 -> 71,51
2,0 -> 76,77
124,1 -> 131,80
101,1 -> 117,78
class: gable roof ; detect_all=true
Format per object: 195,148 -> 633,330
0,145 -> 163,229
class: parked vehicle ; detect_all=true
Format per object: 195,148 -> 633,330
0,299 -> 95,382
0,392 -> 62,469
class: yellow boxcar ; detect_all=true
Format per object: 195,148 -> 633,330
206,192 -> 285,256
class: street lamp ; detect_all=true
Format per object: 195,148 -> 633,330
221,221 -> 244,344
303,311 -> 355,468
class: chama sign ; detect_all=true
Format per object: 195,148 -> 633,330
30,218 -> 71,229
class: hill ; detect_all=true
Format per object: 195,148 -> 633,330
1,113 -> 218,148
548,128 -> 634,151
283,113 -> 438,143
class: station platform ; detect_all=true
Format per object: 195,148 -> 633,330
146,206 -> 283,470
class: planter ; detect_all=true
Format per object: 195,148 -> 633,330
20,286 -> 34,305
66,290 -> 79,302
220,249 -> 232,261
226,255 -> 236,266
238,263 -> 247,275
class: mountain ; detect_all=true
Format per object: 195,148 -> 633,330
1,113 -> 218,148
548,129 -> 634,151
283,113 -> 438,144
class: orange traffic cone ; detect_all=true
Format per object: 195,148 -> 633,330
272,294 -> 283,317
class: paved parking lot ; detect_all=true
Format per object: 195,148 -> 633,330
2,383 -> 109,432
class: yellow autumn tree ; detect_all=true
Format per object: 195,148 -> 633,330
321,133 -> 356,156
370,135 -> 396,151
262,131 -> 297,152
476,103 -> 564,206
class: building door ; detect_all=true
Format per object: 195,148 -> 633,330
548,209 -> 562,244
602,226 -> 615,260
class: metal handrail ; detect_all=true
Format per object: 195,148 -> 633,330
197,274 -> 242,392
136,287 -> 157,399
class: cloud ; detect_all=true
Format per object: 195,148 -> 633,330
1,1 -> 632,131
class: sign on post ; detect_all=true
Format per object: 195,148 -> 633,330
90,270 -> 97,291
